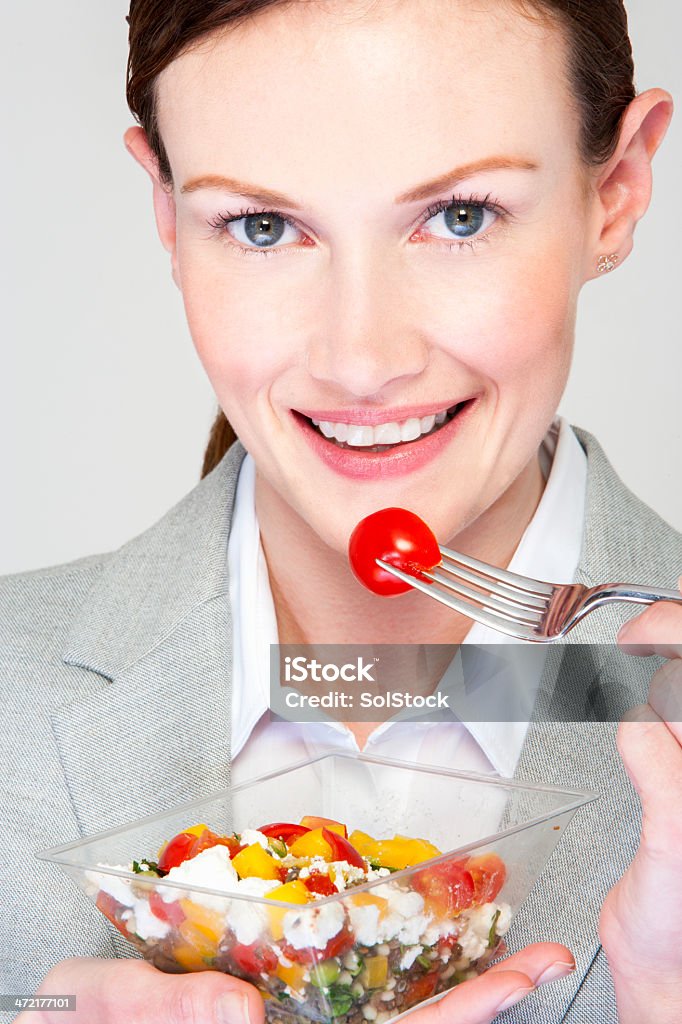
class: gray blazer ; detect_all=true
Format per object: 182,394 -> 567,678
2,428 -> 681,1024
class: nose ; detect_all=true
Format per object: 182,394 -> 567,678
305,249 -> 429,397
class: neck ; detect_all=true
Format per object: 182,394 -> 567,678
255,453 -> 545,646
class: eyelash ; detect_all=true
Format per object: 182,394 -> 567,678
206,192 -> 508,258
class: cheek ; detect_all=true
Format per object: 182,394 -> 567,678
425,246 -> 577,395
177,246 -> 301,405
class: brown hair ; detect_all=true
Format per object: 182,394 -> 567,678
126,0 -> 636,478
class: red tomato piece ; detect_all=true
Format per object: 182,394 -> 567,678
465,853 -> 506,905
281,926 -> 354,965
413,858 -> 475,916
231,941 -> 279,976
148,890 -> 186,927
322,828 -> 365,869
303,872 -> 337,897
348,508 -> 441,597
404,971 -> 439,1004
258,822 -> 311,844
157,828 -> 239,872
95,891 -> 131,938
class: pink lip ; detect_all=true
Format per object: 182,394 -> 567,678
296,401 -> 464,426
292,399 -> 477,480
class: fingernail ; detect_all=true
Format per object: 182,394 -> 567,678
536,960 -> 576,986
216,992 -> 252,1024
496,985 -> 535,1013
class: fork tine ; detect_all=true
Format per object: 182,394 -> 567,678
430,565 -> 545,624
432,559 -> 548,612
375,560 -> 544,641
439,546 -> 555,597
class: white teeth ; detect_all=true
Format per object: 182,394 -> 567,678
312,407 -> 455,447
374,422 -> 402,445
400,418 -> 422,442
346,424 -> 375,447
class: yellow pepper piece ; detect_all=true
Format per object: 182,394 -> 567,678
363,955 -> 388,989
179,899 -> 225,943
183,823 -> 211,838
300,816 -> 347,836
232,843 -> 282,880
348,830 -> 380,858
266,879 -> 311,940
276,961 -> 308,991
173,940 -> 209,971
177,919 -> 218,959
289,827 -> 333,860
375,836 -> 442,870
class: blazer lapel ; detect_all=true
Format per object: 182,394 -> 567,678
51,442 -> 248,841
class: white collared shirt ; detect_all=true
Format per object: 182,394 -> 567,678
228,417 -> 587,784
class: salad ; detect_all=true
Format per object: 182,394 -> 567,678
89,815 -> 511,1024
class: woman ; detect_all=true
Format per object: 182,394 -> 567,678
3,0 -> 682,1022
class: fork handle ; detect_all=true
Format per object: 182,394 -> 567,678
587,583 -> 682,608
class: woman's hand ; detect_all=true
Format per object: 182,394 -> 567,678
15,956 -> 264,1024
599,586 -> 682,1023
17,944 -> 575,1024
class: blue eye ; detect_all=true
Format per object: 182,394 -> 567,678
421,198 -> 498,243
210,209 -> 301,250
444,204 -> 485,237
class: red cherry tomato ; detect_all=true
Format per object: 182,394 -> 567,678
258,822 -> 311,844
322,828 -> 366,870
157,828 -> 240,873
231,941 -> 279,976
413,858 -> 475,916
302,872 -> 337,897
281,926 -> 354,965
95,891 -> 131,938
148,890 -> 186,927
348,508 -> 440,597
465,853 -> 506,905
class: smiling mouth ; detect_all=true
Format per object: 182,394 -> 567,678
298,401 -> 470,452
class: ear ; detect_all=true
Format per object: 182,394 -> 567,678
124,126 -> 181,289
586,88 -> 673,279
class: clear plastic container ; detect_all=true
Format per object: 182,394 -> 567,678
38,753 -> 595,1024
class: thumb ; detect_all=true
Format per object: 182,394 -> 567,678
41,958 -> 263,1024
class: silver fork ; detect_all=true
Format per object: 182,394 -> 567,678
375,548 -> 682,642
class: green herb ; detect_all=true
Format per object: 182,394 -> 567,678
348,955 -> 364,978
327,985 -> 354,1017
416,954 -> 432,970
269,838 -> 287,858
488,909 -> 501,949
131,859 -> 160,876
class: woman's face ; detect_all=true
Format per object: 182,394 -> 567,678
155,0 -> 597,552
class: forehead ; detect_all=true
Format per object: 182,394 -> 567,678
156,0 -> 578,195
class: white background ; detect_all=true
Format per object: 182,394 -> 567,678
1,1 -> 680,574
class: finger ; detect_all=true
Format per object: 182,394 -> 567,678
404,969 -> 536,1024
617,716 -> 682,828
617,596 -> 682,659
404,945 -> 575,1024
649,659 -> 682,732
486,942 -> 575,985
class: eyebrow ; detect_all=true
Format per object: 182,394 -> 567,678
180,156 -> 539,207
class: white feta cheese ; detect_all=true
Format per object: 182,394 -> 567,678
240,829 -> 270,850
456,902 -> 508,962
128,897 -> 170,940
283,901 -> 346,950
399,945 -> 422,970
87,868 -> 136,908
347,903 -> 382,946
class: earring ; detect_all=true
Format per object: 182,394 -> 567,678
597,254 -> 619,274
